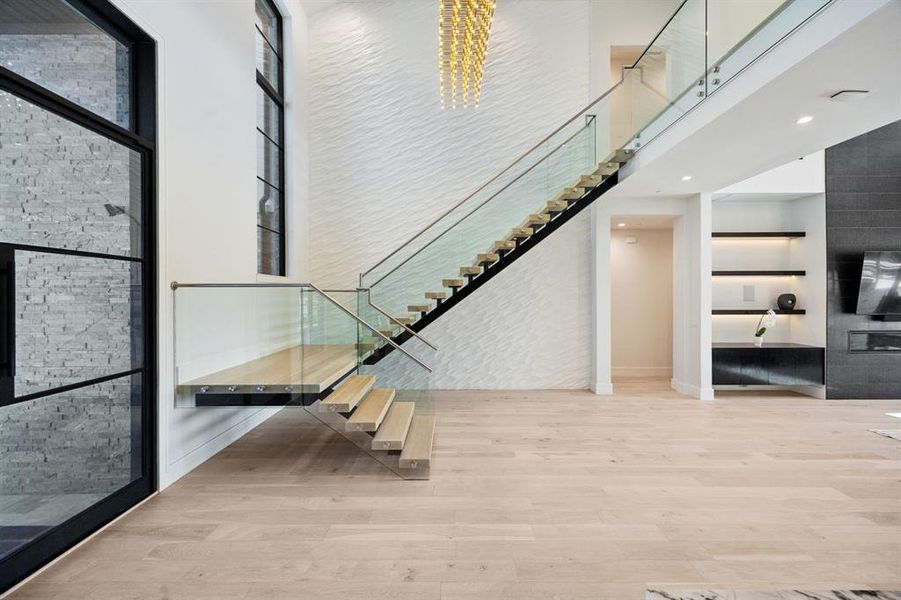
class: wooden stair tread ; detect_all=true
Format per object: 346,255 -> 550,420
346,388 -> 395,432
524,214 -> 550,226
606,148 -> 633,164
371,401 -> 415,451
508,227 -> 533,239
544,200 -> 568,213
459,266 -> 481,276
408,304 -> 431,313
320,374 -> 375,413
425,291 -> 447,300
491,240 -> 515,252
592,163 -> 618,177
442,278 -> 464,288
393,316 -> 416,325
577,175 -> 602,188
399,415 -> 435,469
558,187 -> 582,200
476,253 -> 499,264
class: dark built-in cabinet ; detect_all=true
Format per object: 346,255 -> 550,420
712,343 -> 824,386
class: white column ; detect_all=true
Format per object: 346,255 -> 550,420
590,204 -> 614,394
697,192 -> 714,400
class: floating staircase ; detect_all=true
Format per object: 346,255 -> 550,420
317,374 -> 434,475
362,153 -> 626,364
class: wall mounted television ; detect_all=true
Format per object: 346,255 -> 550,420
856,250 -> 901,317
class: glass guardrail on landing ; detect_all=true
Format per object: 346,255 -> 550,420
171,283 -> 435,479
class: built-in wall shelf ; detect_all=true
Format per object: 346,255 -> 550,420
712,309 -> 806,315
712,231 -> 806,238
712,270 -> 806,276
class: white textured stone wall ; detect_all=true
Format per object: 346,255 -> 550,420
308,0 -> 593,389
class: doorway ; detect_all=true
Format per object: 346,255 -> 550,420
610,215 -> 675,388
0,0 -> 156,591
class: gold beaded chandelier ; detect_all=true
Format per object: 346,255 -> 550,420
439,0 -> 496,108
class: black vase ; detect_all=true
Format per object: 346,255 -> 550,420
777,293 -> 797,310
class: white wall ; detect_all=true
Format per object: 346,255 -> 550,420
588,0 -> 683,97
306,0 -> 595,389
610,228 -> 673,378
112,0 -> 311,489
717,151 -> 825,195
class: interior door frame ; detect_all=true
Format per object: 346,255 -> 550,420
0,0 -> 157,592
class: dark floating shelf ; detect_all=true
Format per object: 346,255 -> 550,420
713,270 -> 806,276
713,309 -> 807,315
713,231 -> 806,238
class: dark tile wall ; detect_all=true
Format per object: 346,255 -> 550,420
826,119 -> 901,399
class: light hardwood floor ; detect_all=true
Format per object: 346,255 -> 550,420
8,382 -> 901,599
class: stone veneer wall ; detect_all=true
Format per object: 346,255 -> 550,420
0,34 -> 139,494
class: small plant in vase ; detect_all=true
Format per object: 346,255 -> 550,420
754,309 -> 777,347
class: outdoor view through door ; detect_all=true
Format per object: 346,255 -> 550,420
0,0 -> 156,592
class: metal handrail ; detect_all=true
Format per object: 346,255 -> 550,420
322,288 -> 439,351
359,0 -> 695,283
170,282 -> 434,373
360,80 -> 625,282
367,298 -> 439,351
367,116 -> 596,289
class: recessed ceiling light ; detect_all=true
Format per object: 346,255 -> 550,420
796,115 -> 813,124
681,175 -> 692,182
617,222 -> 626,227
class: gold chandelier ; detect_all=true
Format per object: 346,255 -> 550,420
439,0 -> 496,108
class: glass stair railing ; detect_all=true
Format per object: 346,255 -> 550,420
172,283 -> 436,479
358,0 -> 833,351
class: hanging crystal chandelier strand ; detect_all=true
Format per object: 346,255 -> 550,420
439,0 -> 496,108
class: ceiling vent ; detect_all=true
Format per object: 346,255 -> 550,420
829,89 -> 870,102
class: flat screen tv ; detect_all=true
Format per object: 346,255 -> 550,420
856,250 -> 901,315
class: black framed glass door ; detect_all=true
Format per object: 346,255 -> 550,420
0,0 -> 156,591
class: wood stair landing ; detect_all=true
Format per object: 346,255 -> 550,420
371,401 -> 415,450
346,387 -> 395,432
319,374 -> 375,413
399,415 -> 436,469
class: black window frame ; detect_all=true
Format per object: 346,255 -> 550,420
0,0 -> 157,592
256,0 -> 287,277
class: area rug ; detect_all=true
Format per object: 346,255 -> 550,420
645,591 -> 901,599
869,429 -> 901,442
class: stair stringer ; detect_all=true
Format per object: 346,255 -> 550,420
363,169 -> 619,365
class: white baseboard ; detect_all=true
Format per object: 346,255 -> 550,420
159,407 -> 281,489
611,367 -> 673,378
591,382 -> 614,395
672,378 -> 715,401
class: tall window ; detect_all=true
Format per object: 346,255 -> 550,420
256,0 -> 286,275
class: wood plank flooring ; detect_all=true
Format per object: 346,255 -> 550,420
8,382 -> 901,600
